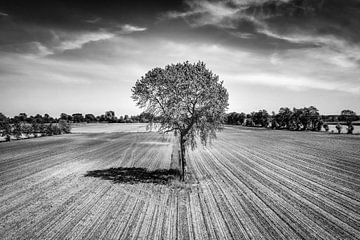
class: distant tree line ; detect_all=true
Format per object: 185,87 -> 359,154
0,113 -> 71,142
0,111 -> 159,142
60,112 -> 158,123
225,107 -> 359,134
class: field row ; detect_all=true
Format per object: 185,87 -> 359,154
1,125 -> 359,239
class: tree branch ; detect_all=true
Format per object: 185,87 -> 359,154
163,127 -> 179,133
154,96 -> 166,115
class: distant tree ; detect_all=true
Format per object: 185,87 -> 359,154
51,124 -> 61,135
26,115 -> 34,124
289,106 -> 321,131
132,61 -> 229,180
225,112 -> 233,124
118,116 -> 125,123
0,112 -> 6,121
291,108 -> 303,130
244,118 -> 254,127
131,115 -> 140,123
340,109 -> 356,116
331,115 -> 338,122
43,113 -> 51,123
22,124 -> 33,138
347,123 -> 354,134
59,120 -> 71,133
314,119 -> 324,132
226,112 -> 246,125
60,113 -> 73,121
85,114 -> 96,123
336,123 -> 342,134
72,113 -> 85,123
237,113 -> 246,125
307,106 -> 321,131
270,118 -> 279,129
339,110 -> 358,125
276,107 -> 293,129
18,113 -> 27,122
39,123 -> 46,136
12,121 -> 22,139
98,115 -> 106,122
105,111 -> 116,122
139,112 -> 154,123
46,123 -> 54,136
31,121 -> 40,137
0,113 -> 12,141
34,114 -> 44,124
253,109 -> 269,127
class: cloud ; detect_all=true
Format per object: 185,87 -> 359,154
0,12 -> 144,56
164,0 -> 290,28
164,0 -> 242,28
1,0 -> 359,116
0,41 -> 52,57
118,24 -> 147,34
224,73 -> 360,94
0,11 -> 9,17
84,17 -> 102,24
49,35 -> 360,94
28,42 -> 54,57
0,28 -> 115,57
229,32 -> 255,39
165,0 -> 360,68
54,31 -> 115,52
49,25 -> 146,54
258,28 -> 360,66
1,33 -> 359,116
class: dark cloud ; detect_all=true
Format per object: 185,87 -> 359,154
162,0 -> 360,66
0,0 -> 183,55
246,0 -> 360,43
0,0 -> 184,30
165,0 -> 360,44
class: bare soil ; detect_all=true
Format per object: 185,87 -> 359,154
1,124 -> 359,239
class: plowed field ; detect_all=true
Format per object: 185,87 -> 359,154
1,124 -> 359,239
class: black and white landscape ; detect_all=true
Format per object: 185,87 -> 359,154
1,1 -> 360,239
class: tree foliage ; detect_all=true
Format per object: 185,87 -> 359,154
336,123 -> 342,134
0,112 -> 72,142
226,112 -> 246,125
347,123 -> 354,134
132,61 -> 229,179
226,106 -> 324,132
252,110 -> 270,127
339,109 -> 358,125
12,122 -> 23,139
0,114 -> 11,141
276,107 -> 292,129
59,120 -> 72,133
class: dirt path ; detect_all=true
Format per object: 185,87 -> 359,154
0,126 -> 359,239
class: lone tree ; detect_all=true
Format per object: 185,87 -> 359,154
132,61 -> 229,180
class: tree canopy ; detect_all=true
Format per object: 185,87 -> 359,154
132,61 -> 229,179
339,109 -> 358,124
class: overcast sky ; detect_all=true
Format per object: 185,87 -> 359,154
0,0 -> 359,117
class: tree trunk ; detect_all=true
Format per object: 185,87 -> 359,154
179,134 -> 186,181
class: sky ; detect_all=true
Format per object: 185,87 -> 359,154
0,0 -> 359,117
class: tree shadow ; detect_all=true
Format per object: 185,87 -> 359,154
84,167 -> 180,185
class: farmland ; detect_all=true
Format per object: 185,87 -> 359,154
1,124 -> 360,239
